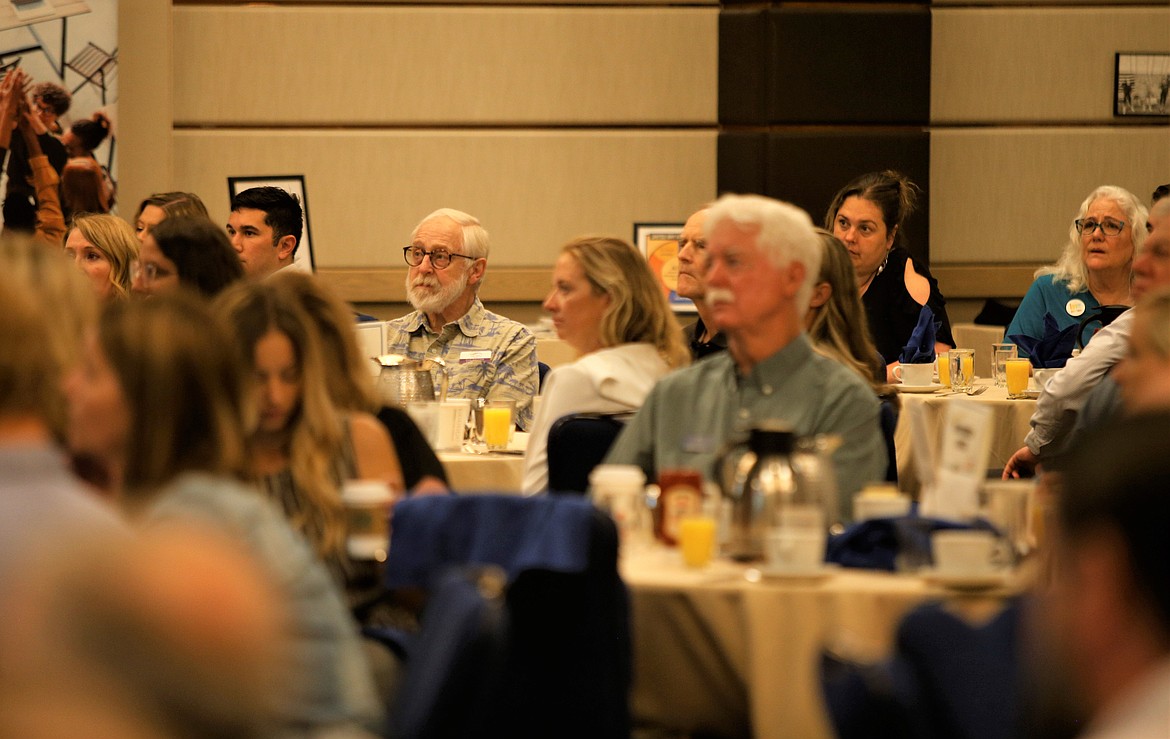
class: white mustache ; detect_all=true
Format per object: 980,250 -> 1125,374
411,276 -> 439,289
705,287 -> 735,306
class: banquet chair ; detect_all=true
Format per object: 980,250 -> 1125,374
546,413 -> 628,494
382,494 -> 630,739
823,598 -> 1023,739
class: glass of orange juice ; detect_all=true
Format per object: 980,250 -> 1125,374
937,353 -> 951,388
480,400 -> 515,451
1005,358 -> 1032,399
679,498 -> 719,568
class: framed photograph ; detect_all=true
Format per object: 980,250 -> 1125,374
227,175 -> 315,272
1114,52 -> 1170,117
633,222 -> 693,313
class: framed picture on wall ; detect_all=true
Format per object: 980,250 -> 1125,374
1114,53 -> 1170,117
634,222 -> 693,313
227,175 -> 315,272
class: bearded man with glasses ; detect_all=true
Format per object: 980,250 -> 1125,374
385,208 -> 538,430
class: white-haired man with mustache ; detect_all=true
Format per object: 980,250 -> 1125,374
605,194 -> 886,513
385,208 -> 538,430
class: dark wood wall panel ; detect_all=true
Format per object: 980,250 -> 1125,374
720,6 -> 931,125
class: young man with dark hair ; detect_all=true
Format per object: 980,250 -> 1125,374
226,186 -> 303,280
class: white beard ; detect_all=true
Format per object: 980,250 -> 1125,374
406,270 -> 470,315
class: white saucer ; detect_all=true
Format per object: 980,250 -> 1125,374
921,568 -> 1010,591
756,563 -> 838,581
897,383 -> 944,394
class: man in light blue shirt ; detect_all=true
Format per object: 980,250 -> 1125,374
606,195 -> 886,514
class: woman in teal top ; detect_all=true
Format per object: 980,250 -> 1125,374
1006,185 -> 1147,356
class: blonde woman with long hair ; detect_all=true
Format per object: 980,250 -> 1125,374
807,229 -> 889,394
61,293 -> 382,730
63,213 -> 138,302
213,282 -> 403,590
273,271 -> 449,493
522,236 -> 689,493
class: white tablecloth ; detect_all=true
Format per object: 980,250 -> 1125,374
622,548 -> 1021,738
894,379 -> 1037,492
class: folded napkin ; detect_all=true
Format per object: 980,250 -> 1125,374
898,305 -> 940,365
826,513 -> 997,572
1008,313 -> 1077,369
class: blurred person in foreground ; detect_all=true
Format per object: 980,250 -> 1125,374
61,292 -> 383,732
522,236 -> 689,493
214,281 -> 404,595
131,215 -> 244,299
1030,413 -> 1170,737
0,525 -> 285,739
0,237 -> 120,585
606,194 -> 886,511
386,207 -> 539,429
1004,195 -> 1170,478
676,205 -> 727,359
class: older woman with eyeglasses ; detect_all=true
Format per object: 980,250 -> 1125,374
1006,186 -> 1148,355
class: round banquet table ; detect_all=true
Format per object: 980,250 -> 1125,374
622,546 -> 1022,739
893,378 -> 1037,493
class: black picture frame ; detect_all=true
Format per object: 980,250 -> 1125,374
1114,52 -> 1170,118
227,175 -> 315,272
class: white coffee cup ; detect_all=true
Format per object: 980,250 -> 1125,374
341,480 -> 395,561
931,530 -> 996,575
765,527 -> 826,573
893,362 -> 934,387
854,491 -> 912,521
588,465 -> 648,549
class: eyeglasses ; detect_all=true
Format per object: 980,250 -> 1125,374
402,245 -> 475,270
131,260 -> 173,284
1075,218 -> 1126,237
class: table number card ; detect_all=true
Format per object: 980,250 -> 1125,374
925,401 -> 993,521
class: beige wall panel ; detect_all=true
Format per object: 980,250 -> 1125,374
933,7 -> 1170,123
931,127 -> 1170,265
118,0 -> 173,217
174,128 -> 715,285
172,6 -> 717,126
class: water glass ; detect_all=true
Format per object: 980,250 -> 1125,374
948,349 -> 975,391
992,343 -> 1017,387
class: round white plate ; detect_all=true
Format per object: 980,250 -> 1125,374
921,568 -> 1010,591
897,383 -> 945,394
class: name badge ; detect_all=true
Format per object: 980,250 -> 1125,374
1066,299 -> 1086,317
459,350 -> 492,362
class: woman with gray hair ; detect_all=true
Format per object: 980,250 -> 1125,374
1006,185 -> 1148,355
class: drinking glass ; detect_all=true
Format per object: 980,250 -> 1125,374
1005,358 -> 1032,399
936,353 -> 951,388
948,349 -> 975,391
480,400 -> 515,451
992,343 -> 1017,388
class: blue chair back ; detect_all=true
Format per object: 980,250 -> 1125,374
546,413 -> 628,494
384,495 -> 630,739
